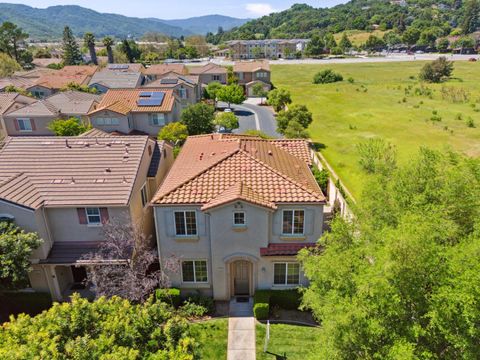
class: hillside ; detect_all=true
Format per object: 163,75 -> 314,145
0,3 -> 248,40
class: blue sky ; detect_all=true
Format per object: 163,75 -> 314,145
3,0 -> 346,19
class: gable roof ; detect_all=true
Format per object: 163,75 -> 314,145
188,63 -> 227,75
0,135 -> 160,209
143,73 -> 199,88
89,88 -> 175,116
31,74 -> 90,90
105,63 -> 145,73
152,134 -> 325,208
88,71 -> 143,89
0,93 -> 36,115
144,64 -> 187,76
60,65 -> 99,77
234,60 -> 270,73
0,77 -> 36,91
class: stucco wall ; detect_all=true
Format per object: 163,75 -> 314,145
89,110 -> 131,134
198,73 -> 227,85
27,86 -> 54,99
131,109 -> 177,136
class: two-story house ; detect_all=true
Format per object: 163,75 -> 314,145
2,91 -> 102,136
144,64 -> 188,82
143,72 -> 201,108
188,63 -> 227,86
0,93 -> 37,137
88,88 -> 181,136
152,134 -> 326,300
88,71 -> 144,94
0,132 -> 174,301
233,61 -> 272,96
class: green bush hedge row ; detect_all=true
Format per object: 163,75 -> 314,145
253,289 -> 302,320
0,291 -> 52,323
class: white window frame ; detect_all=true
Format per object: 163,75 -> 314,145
17,118 -> 32,132
86,207 -> 101,225
150,113 -> 166,126
181,260 -> 208,283
281,209 -> 305,235
140,183 -> 148,208
174,210 -> 197,236
273,262 -> 300,285
178,88 -> 187,99
233,211 -> 246,226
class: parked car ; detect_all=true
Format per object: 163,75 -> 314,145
468,57 -> 477,62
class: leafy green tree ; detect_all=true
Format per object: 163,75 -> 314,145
185,45 -> 198,59
61,82 -> 98,94
461,0 -> 480,34
419,56 -> 454,83
0,222 -> 42,290
276,104 -> 313,135
453,36 -> 475,53
252,82 -> 268,103
305,34 -> 325,57
356,138 -> 397,174
102,36 -> 115,64
324,33 -> 337,51
364,35 -> 385,52
62,26 -> 82,65
0,21 -> 29,64
313,69 -> 343,84
402,27 -> 421,48
214,111 -> 239,130
181,103 -> 215,135
251,46 -> 263,59
267,88 -> 292,112
158,122 -> 188,144
83,32 -> 97,65
284,120 -> 309,138
0,53 -> 21,77
216,84 -> 245,108
47,117 -> 90,136
437,37 -> 450,51
206,81 -> 223,106
226,65 -> 238,84
119,39 -> 141,63
338,33 -> 352,52
383,32 -> 402,47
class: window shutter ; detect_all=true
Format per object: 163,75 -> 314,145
14,119 -> 19,131
100,208 -> 109,224
77,208 -> 87,224
30,119 -> 36,131
304,210 -> 315,235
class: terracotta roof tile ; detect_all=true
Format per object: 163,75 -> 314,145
260,243 -> 318,256
234,60 -> 270,73
31,74 -> 90,90
144,64 -> 187,76
188,63 -> 227,75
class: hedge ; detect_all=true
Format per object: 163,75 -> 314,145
253,289 -> 302,319
0,291 -> 52,323
155,288 -> 181,307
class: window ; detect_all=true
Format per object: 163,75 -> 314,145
140,184 -> 148,207
182,260 -> 208,283
282,210 -> 305,235
256,72 -> 268,79
174,211 -> 197,236
233,211 -> 246,226
95,118 -> 119,126
17,118 -> 32,131
150,113 -> 165,126
212,75 -> 221,81
86,207 -> 101,225
33,91 -> 45,98
274,263 -> 300,285
178,88 -> 187,99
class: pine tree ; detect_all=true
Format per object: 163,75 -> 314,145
62,26 -> 82,65
461,0 -> 480,34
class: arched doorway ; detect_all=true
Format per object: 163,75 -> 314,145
232,260 -> 250,296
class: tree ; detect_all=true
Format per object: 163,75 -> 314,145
364,35 -> 385,52
158,122 -> 188,144
305,34 -> 325,57
324,33 -> 337,52
0,222 -> 42,290
313,69 -> 343,84
402,27 -> 421,48
356,138 -> 397,174
181,103 -> 215,135
419,56 -> 454,83
454,36 -> 475,53
251,82 -> 268,104
214,111 -> 239,130
299,148 -> 480,359
0,53 -> 21,77
251,46 -> 263,59
284,120 -> 310,138
62,26 -> 82,65
241,129 -> 272,139
206,81 -> 223,106
461,0 -> 480,34
83,32 -> 97,65
267,88 -> 292,112
338,33 -> 352,52
383,32 -> 402,48
276,104 -> 313,135
103,36 -> 115,64
216,84 -> 245,108
47,117 -> 90,136
61,82 -> 98,94
3,85 -> 32,97
184,45 -> 198,59
119,39 -> 141,63
437,38 -> 450,52
0,21 -> 29,64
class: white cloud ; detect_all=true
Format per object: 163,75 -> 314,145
246,3 -> 275,16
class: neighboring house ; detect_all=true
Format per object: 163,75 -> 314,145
0,133 -> 174,301
13,68 -> 57,80
88,88 -> 180,136
143,72 -> 201,107
233,61 -> 272,96
0,93 -> 37,137
0,77 -> 36,93
104,63 -> 146,73
88,71 -> 144,93
226,39 -> 309,59
188,63 -> 227,85
144,64 -> 188,82
60,65 -> 99,77
3,91 -> 102,136
27,74 -> 91,99
152,134 -> 326,300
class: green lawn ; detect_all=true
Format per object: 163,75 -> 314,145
256,323 -> 321,360
189,319 -> 228,359
272,61 -> 480,198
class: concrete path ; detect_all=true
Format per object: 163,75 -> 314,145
227,298 -> 256,360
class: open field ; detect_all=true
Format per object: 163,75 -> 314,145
272,61 -> 480,198
333,29 -> 388,45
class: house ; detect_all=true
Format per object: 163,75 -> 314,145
88,88 -> 180,136
151,134 -> 326,300
0,132 -> 174,301
2,91 -> 102,136
226,39 -> 309,59
88,71 -> 144,93
144,64 -> 188,82
104,63 -> 146,73
0,77 -> 36,93
143,72 -> 201,107
27,74 -> 91,99
188,63 -> 227,85
233,61 -> 271,96
0,93 -> 37,137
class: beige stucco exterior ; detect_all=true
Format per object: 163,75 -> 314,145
3,114 -> 91,136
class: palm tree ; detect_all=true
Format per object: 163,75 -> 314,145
83,32 -> 97,65
103,36 -> 114,64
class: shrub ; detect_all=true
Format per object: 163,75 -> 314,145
270,290 -> 301,310
47,117 -> 90,136
253,303 -> 269,320
185,293 -> 215,314
357,138 -> 397,174
466,117 -> 476,128
312,167 -> 329,194
177,301 -> 208,318
419,57 -> 454,83
155,288 -> 181,307
347,77 -> 354,83
313,69 -> 343,84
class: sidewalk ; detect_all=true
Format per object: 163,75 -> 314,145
227,298 -> 256,360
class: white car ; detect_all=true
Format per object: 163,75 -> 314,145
224,108 -> 233,113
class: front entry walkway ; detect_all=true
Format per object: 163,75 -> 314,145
227,297 -> 256,360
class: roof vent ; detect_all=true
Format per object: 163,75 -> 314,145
268,150 -> 273,155
199,152 -> 204,160
65,139 -> 71,148
105,168 -> 112,173
122,176 -> 128,184
70,177 -> 75,184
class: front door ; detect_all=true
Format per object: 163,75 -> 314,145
233,261 -> 250,295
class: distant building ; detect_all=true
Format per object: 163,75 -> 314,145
226,39 -> 309,60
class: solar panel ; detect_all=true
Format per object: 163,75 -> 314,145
139,91 -> 153,97
137,98 -> 162,106
150,92 -> 165,100
160,78 -> 178,84
108,64 -> 129,70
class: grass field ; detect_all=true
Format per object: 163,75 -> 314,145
333,30 -> 388,46
256,323 -> 321,359
271,61 -> 480,198
189,319 -> 228,359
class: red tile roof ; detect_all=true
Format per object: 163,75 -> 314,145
260,243 -> 318,256
144,64 -> 187,76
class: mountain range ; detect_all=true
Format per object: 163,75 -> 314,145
0,3 -> 250,40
